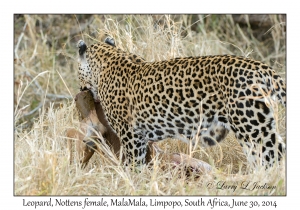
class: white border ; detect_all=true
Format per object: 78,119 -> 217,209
4,0 -> 298,209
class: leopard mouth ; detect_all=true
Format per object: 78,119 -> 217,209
80,86 -> 89,91
79,87 -> 100,103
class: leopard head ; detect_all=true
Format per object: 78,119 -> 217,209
77,39 -> 101,100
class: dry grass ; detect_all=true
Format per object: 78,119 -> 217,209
14,14 -> 286,195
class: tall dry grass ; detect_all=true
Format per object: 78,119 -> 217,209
14,14 -> 286,195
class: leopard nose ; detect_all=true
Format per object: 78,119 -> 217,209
77,40 -> 87,56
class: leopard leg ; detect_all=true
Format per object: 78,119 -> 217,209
197,120 -> 230,147
229,99 -> 285,168
195,108 -> 230,147
120,125 -> 148,169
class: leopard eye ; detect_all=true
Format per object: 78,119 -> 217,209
104,37 -> 115,47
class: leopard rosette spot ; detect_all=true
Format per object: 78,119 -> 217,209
77,38 -> 286,169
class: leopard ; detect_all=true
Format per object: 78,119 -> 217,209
77,37 -> 286,169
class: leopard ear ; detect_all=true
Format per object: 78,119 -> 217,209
77,40 -> 87,56
104,37 -> 115,47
